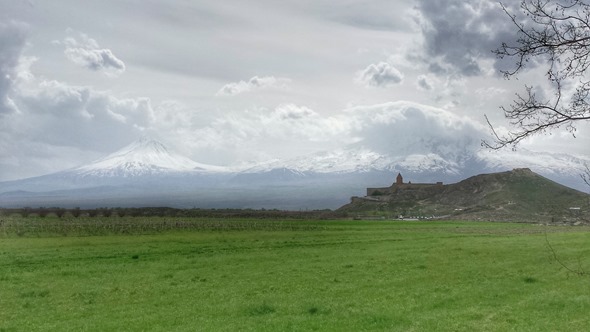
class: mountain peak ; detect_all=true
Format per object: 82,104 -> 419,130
117,136 -> 170,157
136,135 -> 163,146
73,137 -> 227,176
512,167 -> 533,174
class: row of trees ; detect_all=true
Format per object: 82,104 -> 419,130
0,207 -> 347,219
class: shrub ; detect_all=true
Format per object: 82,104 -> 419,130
54,209 -> 66,218
71,208 -> 81,218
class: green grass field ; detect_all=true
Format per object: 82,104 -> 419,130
1,217 -> 590,331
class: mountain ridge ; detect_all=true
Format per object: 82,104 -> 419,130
0,137 -> 588,210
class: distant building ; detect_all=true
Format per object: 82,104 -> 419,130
366,173 -> 443,196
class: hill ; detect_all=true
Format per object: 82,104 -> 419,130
338,168 -> 590,223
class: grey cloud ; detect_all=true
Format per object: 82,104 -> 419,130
357,62 -> 404,87
0,21 -> 28,114
416,0 -> 518,76
416,75 -> 433,91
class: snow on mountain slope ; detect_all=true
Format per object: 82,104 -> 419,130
238,143 -> 589,190
242,148 -> 386,174
478,149 -> 589,176
74,137 -> 228,177
396,153 -> 462,174
45,135 -> 590,186
243,146 -> 469,175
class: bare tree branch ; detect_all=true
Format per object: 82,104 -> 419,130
483,0 -> 590,151
582,162 -> 590,187
545,228 -> 587,277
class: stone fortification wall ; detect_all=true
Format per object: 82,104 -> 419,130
367,182 -> 443,196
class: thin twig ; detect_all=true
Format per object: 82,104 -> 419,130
544,226 -> 587,277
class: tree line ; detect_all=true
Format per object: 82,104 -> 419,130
0,207 -> 347,219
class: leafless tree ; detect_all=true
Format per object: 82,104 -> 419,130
483,0 -> 590,149
484,0 -> 590,188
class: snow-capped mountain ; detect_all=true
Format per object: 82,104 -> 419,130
243,147 -> 469,175
236,144 -> 589,191
1,136 -> 588,210
0,137 -> 234,196
74,136 -> 228,177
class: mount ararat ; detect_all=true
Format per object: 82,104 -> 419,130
0,136 -> 588,209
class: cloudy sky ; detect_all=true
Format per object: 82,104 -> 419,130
1,0 -> 588,181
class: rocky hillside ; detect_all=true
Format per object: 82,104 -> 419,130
338,169 -> 590,223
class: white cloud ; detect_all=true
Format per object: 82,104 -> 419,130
274,103 -> 317,120
65,48 -> 125,73
474,86 -> 506,100
216,76 -> 290,96
356,62 -> 404,88
166,101 -> 490,167
58,32 -> 125,75
344,101 -> 487,159
161,103 -> 353,165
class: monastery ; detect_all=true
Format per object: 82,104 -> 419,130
366,173 -> 443,196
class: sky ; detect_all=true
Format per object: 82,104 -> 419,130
0,0 -> 589,181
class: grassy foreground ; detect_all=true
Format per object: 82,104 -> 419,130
1,218 -> 590,331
